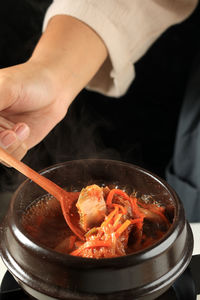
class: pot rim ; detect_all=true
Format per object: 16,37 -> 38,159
0,159 -> 194,298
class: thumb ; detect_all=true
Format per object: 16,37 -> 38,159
0,74 -> 20,111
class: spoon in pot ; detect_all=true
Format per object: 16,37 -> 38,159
0,147 -> 84,240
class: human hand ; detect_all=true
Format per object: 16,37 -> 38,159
0,15 -> 107,161
0,61 -> 70,161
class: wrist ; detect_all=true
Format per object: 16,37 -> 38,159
30,15 -> 108,101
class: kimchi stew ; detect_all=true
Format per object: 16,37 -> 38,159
22,184 -> 173,259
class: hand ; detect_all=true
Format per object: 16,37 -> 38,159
0,15 -> 107,161
0,61 -> 70,160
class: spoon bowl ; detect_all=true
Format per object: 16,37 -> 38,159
0,147 -> 84,240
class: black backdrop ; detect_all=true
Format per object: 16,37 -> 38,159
0,0 -> 200,191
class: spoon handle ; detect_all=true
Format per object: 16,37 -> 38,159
0,147 -> 65,202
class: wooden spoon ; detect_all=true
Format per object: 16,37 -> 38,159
0,147 -> 84,240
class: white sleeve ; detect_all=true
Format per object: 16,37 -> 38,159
43,0 -> 197,98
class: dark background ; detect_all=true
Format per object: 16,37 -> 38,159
0,1 -> 200,220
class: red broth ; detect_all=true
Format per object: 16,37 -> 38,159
21,186 -> 173,258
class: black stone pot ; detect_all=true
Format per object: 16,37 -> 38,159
0,159 -> 193,300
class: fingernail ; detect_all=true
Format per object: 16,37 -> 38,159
0,131 -> 16,148
15,124 -> 30,141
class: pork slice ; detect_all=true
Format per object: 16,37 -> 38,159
76,184 -> 106,231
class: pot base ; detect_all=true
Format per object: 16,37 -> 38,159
1,263 -> 197,300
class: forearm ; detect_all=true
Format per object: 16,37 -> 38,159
30,15 -> 108,102
0,15 -> 107,160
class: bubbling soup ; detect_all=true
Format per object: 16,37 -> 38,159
21,184 -> 174,259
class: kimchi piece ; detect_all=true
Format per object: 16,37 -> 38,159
22,185 -> 173,259
72,185 -> 172,258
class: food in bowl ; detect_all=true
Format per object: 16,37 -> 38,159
0,160 -> 193,299
22,183 -> 173,259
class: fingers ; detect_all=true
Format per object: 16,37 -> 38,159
13,123 -> 30,142
0,116 -> 14,129
0,123 -> 30,164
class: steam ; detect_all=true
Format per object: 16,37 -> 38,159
22,87 -> 146,183
24,93 -> 123,171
